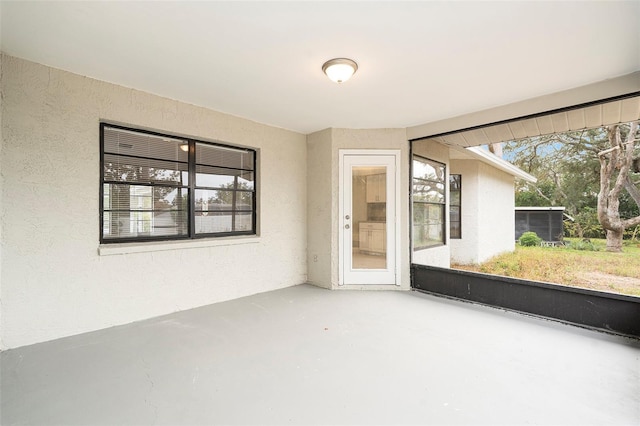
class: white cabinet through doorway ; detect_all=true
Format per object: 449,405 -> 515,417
359,222 -> 386,254
366,174 -> 386,203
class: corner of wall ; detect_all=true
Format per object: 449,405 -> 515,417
306,128 -> 334,289
0,51 -> 4,350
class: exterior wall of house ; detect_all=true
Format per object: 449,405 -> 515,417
0,55 -> 308,349
449,160 -> 480,264
450,160 -> 516,264
306,128 -> 411,290
411,139 -> 450,268
476,163 -> 516,263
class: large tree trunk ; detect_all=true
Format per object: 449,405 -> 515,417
605,229 -> 624,252
597,122 -> 639,252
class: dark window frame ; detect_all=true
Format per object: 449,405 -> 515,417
449,174 -> 462,239
100,123 -> 257,244
412,155 -> 446,250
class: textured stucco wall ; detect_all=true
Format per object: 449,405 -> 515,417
0,53 -> 4,336
306,129 -> 332,289
0,55 -> 307,349
476,163 -> 515,263
411,139 -> 450,268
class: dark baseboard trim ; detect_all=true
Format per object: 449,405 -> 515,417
411,264 -> 640,338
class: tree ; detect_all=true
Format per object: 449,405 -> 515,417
202,181 -> 253,207
504,122 -> 640,248
506,128 -> 605,215
596,122 -> 640,252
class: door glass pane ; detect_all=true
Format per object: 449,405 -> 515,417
352,166 -> 387,270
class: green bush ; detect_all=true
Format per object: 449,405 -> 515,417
566,239 -> 601,251
519,231 -> 542,247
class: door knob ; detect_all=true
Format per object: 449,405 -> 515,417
345,224 -> 350,229
345,215 -> 350,220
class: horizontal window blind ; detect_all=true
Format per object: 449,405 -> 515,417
101,124 -> 256,243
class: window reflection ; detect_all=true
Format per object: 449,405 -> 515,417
412,156 -> 446,249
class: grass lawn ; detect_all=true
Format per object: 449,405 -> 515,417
452,238 -> 640,297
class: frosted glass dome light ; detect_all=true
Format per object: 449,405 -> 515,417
322,58 -> 358,84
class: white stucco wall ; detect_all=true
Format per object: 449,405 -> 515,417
306,129 -> 332,289
306,128 -> 410,290
411,140 -> 450,268
0,55 -> 307,349
476,163 -> 516,263
0,53 -> 4,337
450,160 -> 516,265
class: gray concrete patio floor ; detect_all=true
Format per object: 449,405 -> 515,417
2,284 -> 639,425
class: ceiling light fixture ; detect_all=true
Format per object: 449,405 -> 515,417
322,58 -> 358,84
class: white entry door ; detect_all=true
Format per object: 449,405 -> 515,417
340,151 -> 399,285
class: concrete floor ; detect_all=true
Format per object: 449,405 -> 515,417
2,285 -> 639,425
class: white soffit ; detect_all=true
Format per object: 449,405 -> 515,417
426,94 -> 640,148
449,145 -> 537,183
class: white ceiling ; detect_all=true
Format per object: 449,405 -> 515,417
1,1 -> 639,135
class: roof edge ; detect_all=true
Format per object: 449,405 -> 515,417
461,146 -> 537,183
407,71 -> 640,141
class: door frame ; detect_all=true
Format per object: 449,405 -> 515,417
338,149 -> 402,286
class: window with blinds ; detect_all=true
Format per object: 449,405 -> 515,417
100,124 -> 256,243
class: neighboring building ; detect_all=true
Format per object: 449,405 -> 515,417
515,207 -> 566,242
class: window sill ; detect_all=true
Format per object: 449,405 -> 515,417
98,236 -> 261,256
413,242 -> 446,251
